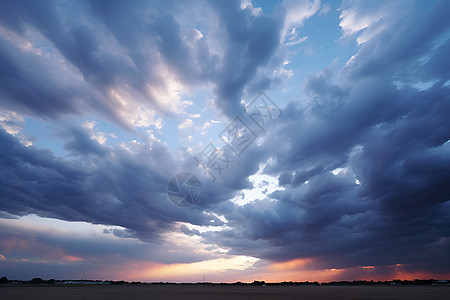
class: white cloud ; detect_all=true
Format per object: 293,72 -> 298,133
81,120 -> 108,145
109,89 -> 164,130
146,63 -> 193,115
240,0 -> 262,16
231,166 -> 284,206
82,121 -> 96,130
202,122 -> 211,129
91,131 -> 107,145
273,66 -> 294,79
185,28 -> 203,43
282,0 -> 320,44
339,0 -> 409,45
0,109 -> 23,136
285,29 -> 309,46
0,109 -> 32,146
144,129 -> 161,142
178,118 -> 194,130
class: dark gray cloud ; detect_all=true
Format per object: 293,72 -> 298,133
0,128 -> 230,244
0,0 -> 285,126
209,0 -> 284,118
1,0 -> 449,280
63,127 -> 107,156
201,0 -> 450,275
0,0 -> 282,243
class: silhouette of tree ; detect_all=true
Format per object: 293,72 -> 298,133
30,278 -> 44,284
0,276 -> 8,284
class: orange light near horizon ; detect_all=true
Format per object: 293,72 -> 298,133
131,256 -> 259,282
391,265 -> 450,281
269,257 -> 314,271
63,255 -> 84,262
70,259 -> 450,283
361,265 -> 375,269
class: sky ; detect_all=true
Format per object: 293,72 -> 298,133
0,0 -> 449,283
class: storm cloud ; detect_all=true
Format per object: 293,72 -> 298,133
0,0 -> 449,281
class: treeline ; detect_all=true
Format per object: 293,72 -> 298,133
236,279 -> 449,286
321,279 -> 446,286
0,277 -> 448,286
1,277 -> 57,284
0,277 -> 109,285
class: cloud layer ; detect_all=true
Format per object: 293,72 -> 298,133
1,0 -> 450,281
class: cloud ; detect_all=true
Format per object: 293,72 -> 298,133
178,118 -> 193,130
199,1 -> 450,275
0,215 -> 237,280
63,127 -> 107,156
179,224 -> 201,237
208,0 -> 284,118
0,0 -> 293,135
281,0 -> 320,44
0,127 -> 230,245
240,0 -> 262,17
1,0 -> 450,281
0,109 -> 33,146
339,0 -> 411,45
285,33 -> 309,46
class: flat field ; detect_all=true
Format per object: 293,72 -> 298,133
1,284 -> 449,299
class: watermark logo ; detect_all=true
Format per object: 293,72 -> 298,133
245,92 -> 283,131
167,173 -> 202,207
168,92 -> 282,205
194,92 -> 281,182
219,117 -> 258,157
194,140 -> 236,182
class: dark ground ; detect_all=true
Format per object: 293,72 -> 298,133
1,285 -> 450,300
